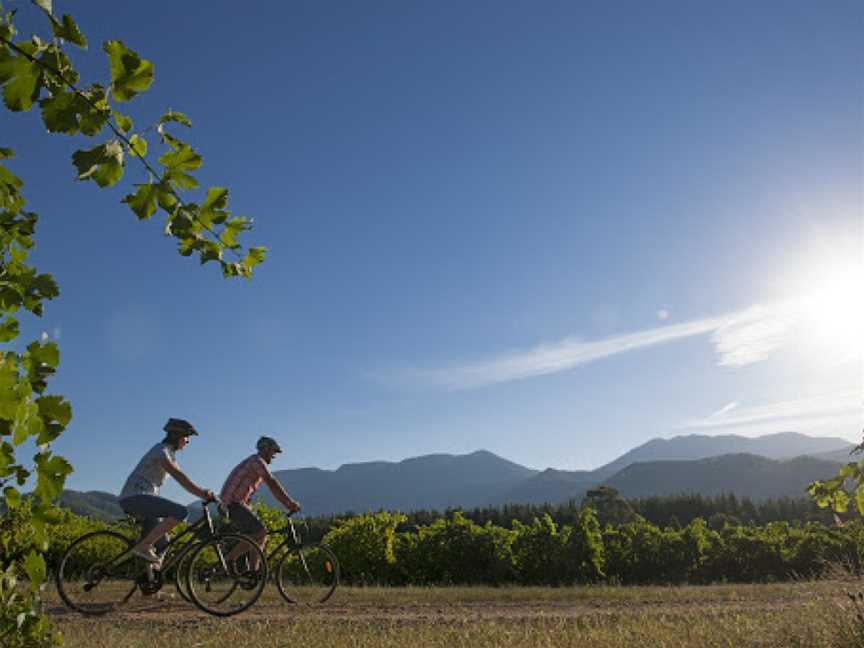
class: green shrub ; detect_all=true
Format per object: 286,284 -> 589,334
395,512 -> 515,585
322,511 -> 405,584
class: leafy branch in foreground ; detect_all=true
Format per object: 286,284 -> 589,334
0,147 -> 69,648
0,1 -> 270,644
0,3 -> 267,278
808,429 -> 864,520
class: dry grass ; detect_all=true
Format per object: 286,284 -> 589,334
48,580 -> 864,647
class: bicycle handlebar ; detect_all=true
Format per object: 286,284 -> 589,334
200,496 -> 229,518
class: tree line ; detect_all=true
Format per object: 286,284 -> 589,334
3,496 -> 858,589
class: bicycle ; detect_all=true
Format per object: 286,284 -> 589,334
55,500 -> 267,617
228,512 -> 339,605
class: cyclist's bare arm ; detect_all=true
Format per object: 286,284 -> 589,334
160,457 -> 214,502
262,472 -> 300,512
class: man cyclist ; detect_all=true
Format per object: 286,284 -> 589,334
118,418 -> 215,568
220,436 -> 300,567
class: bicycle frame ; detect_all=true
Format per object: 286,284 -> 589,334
90,501 -> 223,597
265,516 -> 308,563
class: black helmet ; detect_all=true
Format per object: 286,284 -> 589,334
256,436 -> 282,454
163,418 -> 198,437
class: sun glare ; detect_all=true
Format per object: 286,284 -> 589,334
796,259 -> 864,362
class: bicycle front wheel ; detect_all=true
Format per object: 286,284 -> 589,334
55,530 -> 139,616
172,548 -> 193,603
185,533 -> 267,617
276,543 -> 339,605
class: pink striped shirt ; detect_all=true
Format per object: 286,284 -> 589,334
220,454 -> 270,506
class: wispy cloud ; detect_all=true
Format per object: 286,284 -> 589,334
412,315 -> 728,390
711,302 -> 798,367
710,401 -> 739,418
399,298 -> 857,390
682,389 -> 862,430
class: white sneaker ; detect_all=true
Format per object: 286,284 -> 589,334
131,547 -> 162,569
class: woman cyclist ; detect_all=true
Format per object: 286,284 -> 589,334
118,417 -> 215,568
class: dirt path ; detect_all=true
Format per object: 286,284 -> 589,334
47,586 -> 841,626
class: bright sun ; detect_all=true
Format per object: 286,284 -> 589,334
796,259 -> 864,361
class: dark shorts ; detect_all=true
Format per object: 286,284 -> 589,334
227,503 -> 266,536
119,495 -> 189,554
119,495 -> 189,522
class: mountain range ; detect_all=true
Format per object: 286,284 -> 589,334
55,431 -> 854,520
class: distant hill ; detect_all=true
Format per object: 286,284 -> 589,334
604,454 -> 843,500
259,449 -> 539,514
55,490 -> 124,521
590,432 -> 852,480
493,468 -> 595,506
42,432 -> 856,519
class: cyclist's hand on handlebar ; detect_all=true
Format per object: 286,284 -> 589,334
287,499 -> 301,514
203,489 -> 216,502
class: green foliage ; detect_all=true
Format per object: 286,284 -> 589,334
582,486 -> 640,526
0,2 -> 268,643
810,451 -> 864,517
394,512 -> 515,585
0,4 -> 266,279
510,514 -> 569,585
0,563 -> 61,648
566,507 -> 605,582
103,40 -> 153,102
323,511 -> 406,585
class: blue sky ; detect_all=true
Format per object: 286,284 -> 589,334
2,0 -> 862,499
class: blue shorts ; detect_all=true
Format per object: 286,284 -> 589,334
119,495 -> 188,554
119,494 -> 188,521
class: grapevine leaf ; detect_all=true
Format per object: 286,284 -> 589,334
0,54 -> 42,111
123,182 -> 159,220
856,485 -> 864,516
158,110 -> 192,127
33,451 -> 73,502
50,14 -> 87,49
3,485 -> 20,509
156,183 -> 178,210
220,217 -> 251,248
200,187 -> 229,226
202,186 -> 228,210
26,340 -> 59,369
36,394 -> 72,426
167,171 -> 198,190
242,246 -> 267,271
39,89 -> 78,133
0,316 -> 19,342
22,551 -> 46,591
72,141 -> 125,187
159,143 -> 202,172
160,143 -> 202,190
12,417 -> 29,445
198,240 -> 222,264
103,40 -> 154,102
839,462 -> 859,480
833,490 -> 850,514
113,110 -> 133,133
77,84 -> 110,136
128,134 -> 147,158
222,261 -> 242,278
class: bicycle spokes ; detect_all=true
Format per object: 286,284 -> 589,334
186,534 -> 267,617
56,530 -> 139,616
276,544 -> 339,605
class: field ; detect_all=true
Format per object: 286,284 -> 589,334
48,579 -> 864,648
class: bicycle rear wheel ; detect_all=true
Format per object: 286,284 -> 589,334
276,543 -> 339,605
185,533 -> 267,617
55,530 -> 139,615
